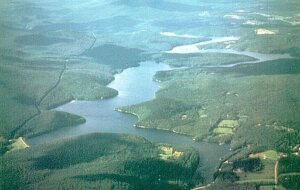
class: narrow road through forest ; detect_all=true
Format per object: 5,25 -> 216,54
10,33 -> 97,139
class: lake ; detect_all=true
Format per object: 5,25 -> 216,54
28,61 -> 229,183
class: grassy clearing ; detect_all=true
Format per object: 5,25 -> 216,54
235,160 -> 275,184
213,128 -> 233,135
259,185 -> 286,190
250,150 -> 281,161
8,137 -> 29,152
212,120 -> 239,135
235,179 -> 274,185
159,146 -> 184,160
218,120 -> 239,128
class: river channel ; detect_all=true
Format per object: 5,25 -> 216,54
27,38 -> 292,183
27,61 -> 229,182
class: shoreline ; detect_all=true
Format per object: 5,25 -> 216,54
115,108 -> 211,143
24,59 -> 231,185
24,40 -> 293,144
25,41 -> 291,184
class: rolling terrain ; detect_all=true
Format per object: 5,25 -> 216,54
0,0 -> 299,189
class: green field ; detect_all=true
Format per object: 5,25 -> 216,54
213,128 -> 233,135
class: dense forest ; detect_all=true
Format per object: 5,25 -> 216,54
1,0 -> 300,189
0,133 -> 200,190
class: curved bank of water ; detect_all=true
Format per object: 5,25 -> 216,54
27,61 -> 229,183
27,38 -> 292,183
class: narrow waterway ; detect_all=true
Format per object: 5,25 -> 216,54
165,36 -> 293,67
27,61 -> 229,183
27,37 -> 293,183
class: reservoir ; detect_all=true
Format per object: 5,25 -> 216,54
28,61 -> 229,183
27,33 -> 293,181
27,40 -> 292,182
